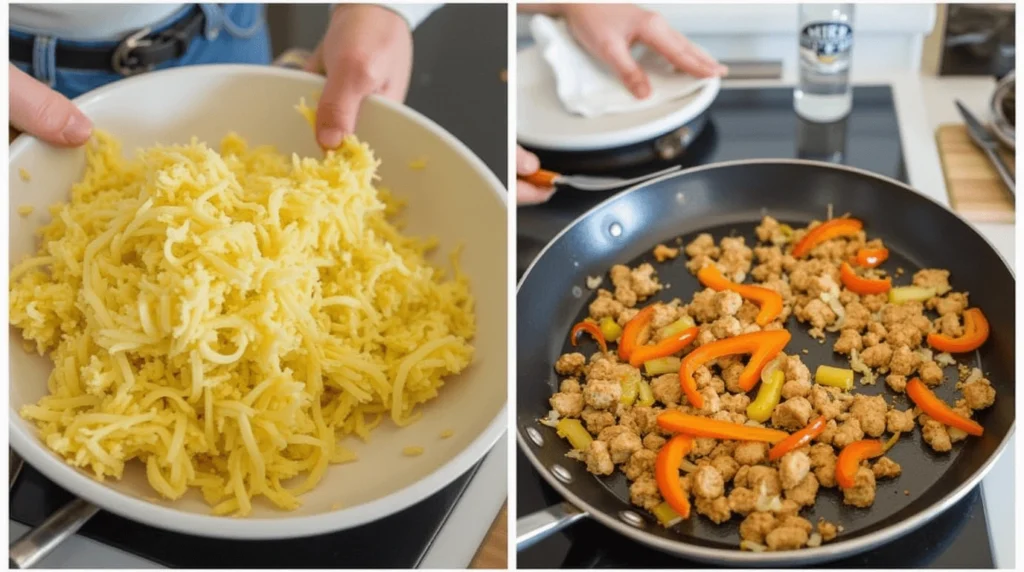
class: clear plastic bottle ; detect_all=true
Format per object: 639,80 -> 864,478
794,4 -> 854,123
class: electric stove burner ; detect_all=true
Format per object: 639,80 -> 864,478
11,462 -> 481,568
516,85 -> 995,568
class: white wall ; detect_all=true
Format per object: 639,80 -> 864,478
517,3 -> 936,80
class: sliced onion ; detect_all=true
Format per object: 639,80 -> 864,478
965,367 -> 984,385
586,275 -> 603,290
679,459 -> 700,473
760,354 -> 789,386
948,427 -> 969,442
756,495 -> 783,513
935,352 -> 955,367
848,349 -> 877,386
915,348 -> 934,363
754,482 -> 784,513
806,532 -> 823,548
740,540 -> 767,552
822,292 -> 846,333
539,410 -> 560,428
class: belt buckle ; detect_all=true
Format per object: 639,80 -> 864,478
112,27 -> 154,76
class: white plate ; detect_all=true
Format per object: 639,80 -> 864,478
517,44 -> 720,151
8,64 -> 508,539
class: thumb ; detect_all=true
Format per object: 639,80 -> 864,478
316,67 -> 372,149
517,180 -> 556,205
516,146 -> 540,175
9,65 -> 91,147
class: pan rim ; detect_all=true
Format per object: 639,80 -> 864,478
516,158 -> 1016,564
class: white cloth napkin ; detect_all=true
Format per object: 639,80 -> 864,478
530,14 -> 710,118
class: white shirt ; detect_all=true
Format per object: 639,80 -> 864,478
9,3 -> 440,42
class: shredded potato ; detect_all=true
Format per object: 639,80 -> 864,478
10,117 -> 475,515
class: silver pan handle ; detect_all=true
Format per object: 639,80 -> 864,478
9,498 -> 100,569
515,502 -> 589,551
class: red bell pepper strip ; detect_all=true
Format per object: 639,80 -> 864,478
629,327 -> 699,368
657,411 -> 790,443
839,261 -> 892,295
696,265 -> 784,326
570,321 -> 608,354
854,247 -> 889,268
906,378 -> 984,436
655,434 -> 693,520
678,330 -> 791,407
835,439 -> 885,489
618,306 -> 656,361
792,218 -> 864,258
926,308 -> 990,353
768,415 -> 827,461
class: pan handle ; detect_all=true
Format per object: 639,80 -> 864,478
9,498 -> 100,569
515,501 -> 589,551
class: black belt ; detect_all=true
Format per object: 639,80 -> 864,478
10,6 -> 206,76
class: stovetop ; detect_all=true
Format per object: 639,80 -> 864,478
10,462 -> 481,569
8,4 -> 507,569
516,85 -> 995,568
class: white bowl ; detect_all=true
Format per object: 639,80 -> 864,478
8,64 -> 508,539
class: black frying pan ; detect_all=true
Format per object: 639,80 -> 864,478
515,160 -> 1015,566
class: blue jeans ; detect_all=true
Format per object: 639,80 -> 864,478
11,4 -> 271,100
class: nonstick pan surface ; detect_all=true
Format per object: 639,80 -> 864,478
516,160 -> 1015,565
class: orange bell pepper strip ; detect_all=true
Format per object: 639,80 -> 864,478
655,434 -> 693,519
926,308 -> 989,353
835,439 -> 885,489
678,330 -> 791,407
618,306 -> 656,361
696,265 -> 783,326
629,327 -> 699,368
570,321 -> 608,354
839,261 -> 892,295
768,415 -> 827,461
836,433 -> 902,488
657,411 -> 790,443
906,378 -> 984,436
792,217 -> 864,258
854,247 -> 889,268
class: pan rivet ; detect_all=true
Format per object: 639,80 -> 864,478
676,191 -> 685,203
619,510 -> 645,528
609,223 -> 622,237
571,285 -> 583,298
551,464 -> 573,484
526,427 -> 544,447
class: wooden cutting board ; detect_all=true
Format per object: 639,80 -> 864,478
469,503 -> 507,568
935,124 -> 1015,224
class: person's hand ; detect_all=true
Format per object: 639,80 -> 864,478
516,145 -> 555,205
561,4 -> 727,99
9,64 -> 92,146
306,5 -> 413,149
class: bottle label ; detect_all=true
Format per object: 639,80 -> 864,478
799,21 -> 852,74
